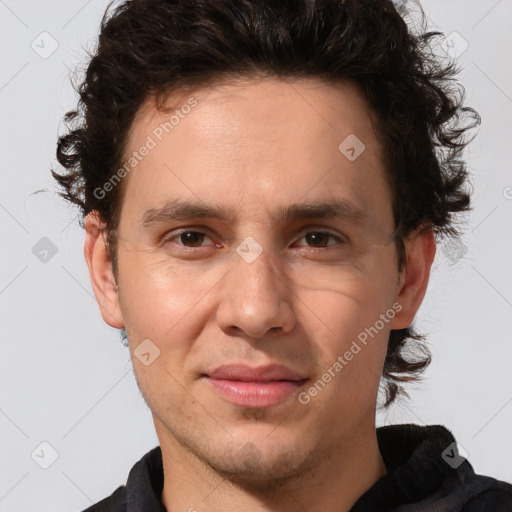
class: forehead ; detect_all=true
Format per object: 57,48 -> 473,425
133,76 -> 383,152
119,76 -> 393,230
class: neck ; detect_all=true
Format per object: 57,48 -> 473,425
158,421 -> 387,512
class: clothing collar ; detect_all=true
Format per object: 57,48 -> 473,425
350,423 -> 473,510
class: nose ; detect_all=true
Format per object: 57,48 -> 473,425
215,241 -> 296,339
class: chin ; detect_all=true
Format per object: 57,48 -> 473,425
194,427 -> 319,488
207,444 -> 308,490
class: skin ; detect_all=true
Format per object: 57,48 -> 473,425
84,76 -> 436,511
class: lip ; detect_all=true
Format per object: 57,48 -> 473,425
207,363 -> 306,382
204,364 -> 308,408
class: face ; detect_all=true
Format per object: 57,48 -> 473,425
86,76 -> 432,485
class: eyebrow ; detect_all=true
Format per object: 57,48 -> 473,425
141,197 -> 369,229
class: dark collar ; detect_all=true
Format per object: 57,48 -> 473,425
350,423 -> 474,510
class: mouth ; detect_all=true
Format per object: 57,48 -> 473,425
203,364 -> 309,408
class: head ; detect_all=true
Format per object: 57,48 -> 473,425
53,0 -> 479,485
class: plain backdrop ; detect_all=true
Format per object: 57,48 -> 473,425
0,1 -> 511,511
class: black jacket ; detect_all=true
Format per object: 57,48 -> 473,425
80,423 -> 512,511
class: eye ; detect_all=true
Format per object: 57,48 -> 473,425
162,229 -> 347,252
163,230 -> 217,249
292,231 -> 346,249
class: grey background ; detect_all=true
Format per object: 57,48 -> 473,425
0,0 -> 511,510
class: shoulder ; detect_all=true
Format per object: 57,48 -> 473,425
461,474 -> 512,512
76,446 -> 163,512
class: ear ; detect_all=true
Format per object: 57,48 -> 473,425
390,227 -> 436,330
84,211 -> 124,329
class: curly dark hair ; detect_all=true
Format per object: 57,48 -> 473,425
52,0 -> 480,408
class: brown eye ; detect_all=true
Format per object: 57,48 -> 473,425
294,231 -> 345,249
178,231 -> 206,247
164,230 -> 214,249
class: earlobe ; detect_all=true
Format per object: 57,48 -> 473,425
390,228 -> 436,330
84,211 -> 124,329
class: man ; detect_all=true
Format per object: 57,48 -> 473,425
52,0 -> 512,510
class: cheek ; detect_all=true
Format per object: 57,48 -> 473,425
296,261 -> 398,343
296,269 -> 397,391
116,247 -> 226,341
117,254 -> 207,409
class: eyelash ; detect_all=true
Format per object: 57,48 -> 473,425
162,228 -> 347,252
